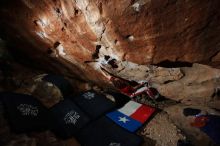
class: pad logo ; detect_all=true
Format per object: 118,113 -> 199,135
17,104 -> 38,116
83,92 -> 95,100
109,142 -> 121,146
64,110 -> 80,125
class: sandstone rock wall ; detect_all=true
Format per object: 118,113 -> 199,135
0,0 -> 220,102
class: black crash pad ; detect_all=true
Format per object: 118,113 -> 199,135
50,99 -> 90,139
0,92 -> 50,133
70,90 -> 115,119
42,74 -> 73,97
77,117 -> 143,146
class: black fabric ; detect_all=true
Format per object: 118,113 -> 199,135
50,99 -> 90,139
177,140 -> 193,146
107,92 -> 130,108
183,108 -> 201,116
71,90 -> 115,119
77,117 -> 143,146
0,92 -> 49,133
42,74 -> 72,97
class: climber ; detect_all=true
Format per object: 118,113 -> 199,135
109,76 -> 160,100
130,82 -> 160,100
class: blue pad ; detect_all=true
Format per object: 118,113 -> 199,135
200,115 -> 220,145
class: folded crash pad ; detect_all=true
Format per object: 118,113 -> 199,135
106,100 -> 155,132
77,117 -> 143,146
42,74 -> 72,97
50,99 -> 90,139
71,90 -> 115,119
107,92 -> 130,108
0,92 -> 49,133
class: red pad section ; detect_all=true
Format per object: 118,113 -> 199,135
130,105 -> 155,123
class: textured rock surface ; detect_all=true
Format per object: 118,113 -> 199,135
155,64 -> 220,105
1,0 -> 220,65
0,0 -> 220,105
0,0 -> 220,84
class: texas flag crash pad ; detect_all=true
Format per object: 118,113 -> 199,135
106,100 -> 155,132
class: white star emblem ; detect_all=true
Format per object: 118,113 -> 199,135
118,116 -> 129,123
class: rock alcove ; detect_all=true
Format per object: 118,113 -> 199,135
0,0 -> 220,146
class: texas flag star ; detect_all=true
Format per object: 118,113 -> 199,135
118,116 -> 129,123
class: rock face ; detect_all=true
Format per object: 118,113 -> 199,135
0,0 -> 220,103
155,64 -> 220,106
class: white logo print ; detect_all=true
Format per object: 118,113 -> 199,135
83,92 -> 95,100
64,110 -> 80,125
17,104 -> 38,116
109,142 -> 121,146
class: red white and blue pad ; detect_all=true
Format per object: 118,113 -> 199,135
106,100 -> 155,132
